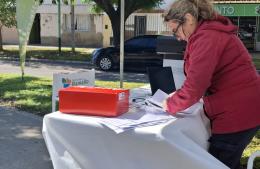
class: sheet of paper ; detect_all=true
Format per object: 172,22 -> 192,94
99,105 -> 176,134
146,89 -> 168,109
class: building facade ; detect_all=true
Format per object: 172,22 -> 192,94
36,0 -> 104,47
2,0 -> 171,47
214,0 -> 260,50
2,0 -> 104,47
3,0 -> 260,50
125,11 -> 170,39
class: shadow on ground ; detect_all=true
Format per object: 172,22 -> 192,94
0,106 -> 53,169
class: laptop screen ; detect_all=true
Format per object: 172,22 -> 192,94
147,66 -> 176,95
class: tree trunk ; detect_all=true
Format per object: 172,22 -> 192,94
0,26 -> 3,51
110,15 -> 121,46
71,1 -> 75,53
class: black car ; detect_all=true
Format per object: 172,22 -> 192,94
238,30 -> 254,50
91,35 -> 186,71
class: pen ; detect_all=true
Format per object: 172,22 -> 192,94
145,100 -> 163,109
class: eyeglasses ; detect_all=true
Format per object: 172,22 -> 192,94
172,23 -> 182,37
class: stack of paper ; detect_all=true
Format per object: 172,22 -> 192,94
99,88 -> 201,134
99,107 -> 176,134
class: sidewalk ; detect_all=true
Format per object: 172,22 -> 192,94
0,106 -> 53,169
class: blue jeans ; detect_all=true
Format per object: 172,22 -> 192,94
208,126 -> 259,169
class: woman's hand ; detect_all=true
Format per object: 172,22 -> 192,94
162,92 -> 175,113
162,99 -> 168,112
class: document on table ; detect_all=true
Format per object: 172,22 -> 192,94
99,89 -> 176,134
99,89 -> 201,134
145,89 -> 168,109
100,107 -> 176,134
146,89 -> 202,116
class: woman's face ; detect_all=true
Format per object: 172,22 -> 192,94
167,13 -> 198,42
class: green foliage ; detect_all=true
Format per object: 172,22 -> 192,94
81,0 -> 102,13
253,58 -> 260,70
0,0 -> 16,28
62,0 -> 69,5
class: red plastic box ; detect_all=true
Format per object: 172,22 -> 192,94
59,86 -> 129,117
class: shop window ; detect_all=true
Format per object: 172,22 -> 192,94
231,16 -> 256,50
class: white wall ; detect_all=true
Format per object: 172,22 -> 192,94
2,26 -> 19,44
41,13 -> 59,38
38,2 -> 93,38
94,15 -> 103,33
37,3 -> 92,14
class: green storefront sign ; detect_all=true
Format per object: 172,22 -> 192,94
214,4 -> 260,16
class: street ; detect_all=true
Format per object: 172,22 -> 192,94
0,59 -> 148,83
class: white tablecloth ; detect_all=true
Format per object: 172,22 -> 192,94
42,87 -> 228,169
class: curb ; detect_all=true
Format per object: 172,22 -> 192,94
0,57 -> 93,66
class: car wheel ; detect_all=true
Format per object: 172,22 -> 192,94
97,55 -> 114,71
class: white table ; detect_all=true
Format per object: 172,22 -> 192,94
42,87 -> 228,169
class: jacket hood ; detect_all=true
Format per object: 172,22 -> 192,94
197,15 -> 238,34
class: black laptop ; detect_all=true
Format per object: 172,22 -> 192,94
147,66 -> 176,95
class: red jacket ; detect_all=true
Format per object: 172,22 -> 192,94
166,15 -> 260,134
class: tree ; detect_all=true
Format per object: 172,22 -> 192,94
71,0 -> 76,53
82,0 -> 163,46
63,0 -> 76,52
0,0 -> 16,51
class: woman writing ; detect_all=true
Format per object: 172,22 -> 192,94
163,0 -> 260,168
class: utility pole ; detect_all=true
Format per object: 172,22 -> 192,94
58,0 -> 61,53
71,0 -> 75,53
120,0 -> 125,88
